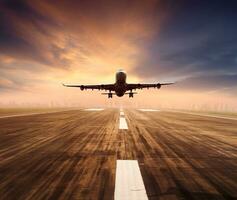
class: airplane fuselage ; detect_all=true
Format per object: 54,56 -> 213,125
115,71 -> 127,97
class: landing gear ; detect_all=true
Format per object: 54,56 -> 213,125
108,93 -> 113,98
129,92 -> 133,98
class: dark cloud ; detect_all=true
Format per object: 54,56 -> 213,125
0,0 -> 161,69
135,0 -> 237,80
174,74 -> 237,94
0,0 -> 237,98
0,0 -> 65,67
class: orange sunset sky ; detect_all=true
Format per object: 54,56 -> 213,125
0,0 -> 237,111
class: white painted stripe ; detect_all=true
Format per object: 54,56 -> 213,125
114,160 -> 148,200
0,109 -> 75,119
120,111 -> 124,116
167,110 -> 237,121
119,117 -> 128,129
84,108 -> 104,111
138,109 -> 160,112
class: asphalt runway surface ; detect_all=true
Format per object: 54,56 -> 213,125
0,109 -> 236,200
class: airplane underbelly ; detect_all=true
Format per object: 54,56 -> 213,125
115,84 -> 126,97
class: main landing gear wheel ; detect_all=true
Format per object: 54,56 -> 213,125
108,93 -> 113,98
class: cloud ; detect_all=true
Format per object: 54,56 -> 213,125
0,0 -> 237,108
0,0 -> 164,72
173,74 -> 237,94
134,0 -> 237,81
0,0 -> 58,65
0,78 -> 15,90
0,0 -> 165,92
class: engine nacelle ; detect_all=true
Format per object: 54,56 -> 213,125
80,85 -> 85,90
157,84 -> 161,89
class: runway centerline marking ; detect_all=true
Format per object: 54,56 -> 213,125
119,117 -> 128,129
120,111 -> 124,116
114,160 -> 148,200
84,108 -> 104,111
138,109 -> 160,112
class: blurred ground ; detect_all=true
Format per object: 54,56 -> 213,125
0,109 -> 236,200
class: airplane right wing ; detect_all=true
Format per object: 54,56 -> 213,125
62,84 -> 115,91
126,82 -> 174,90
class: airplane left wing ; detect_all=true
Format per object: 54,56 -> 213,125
62,84 -> 115,91
127,82 -> 174,90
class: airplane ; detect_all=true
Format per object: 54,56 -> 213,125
63,70 -> 174,98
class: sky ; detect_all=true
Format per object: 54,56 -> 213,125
0,0 -> 237,110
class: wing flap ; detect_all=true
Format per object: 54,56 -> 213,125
127,82 -> 174,90
63,83 -> 114,91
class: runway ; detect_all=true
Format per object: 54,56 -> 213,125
0,109 -> 236,200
